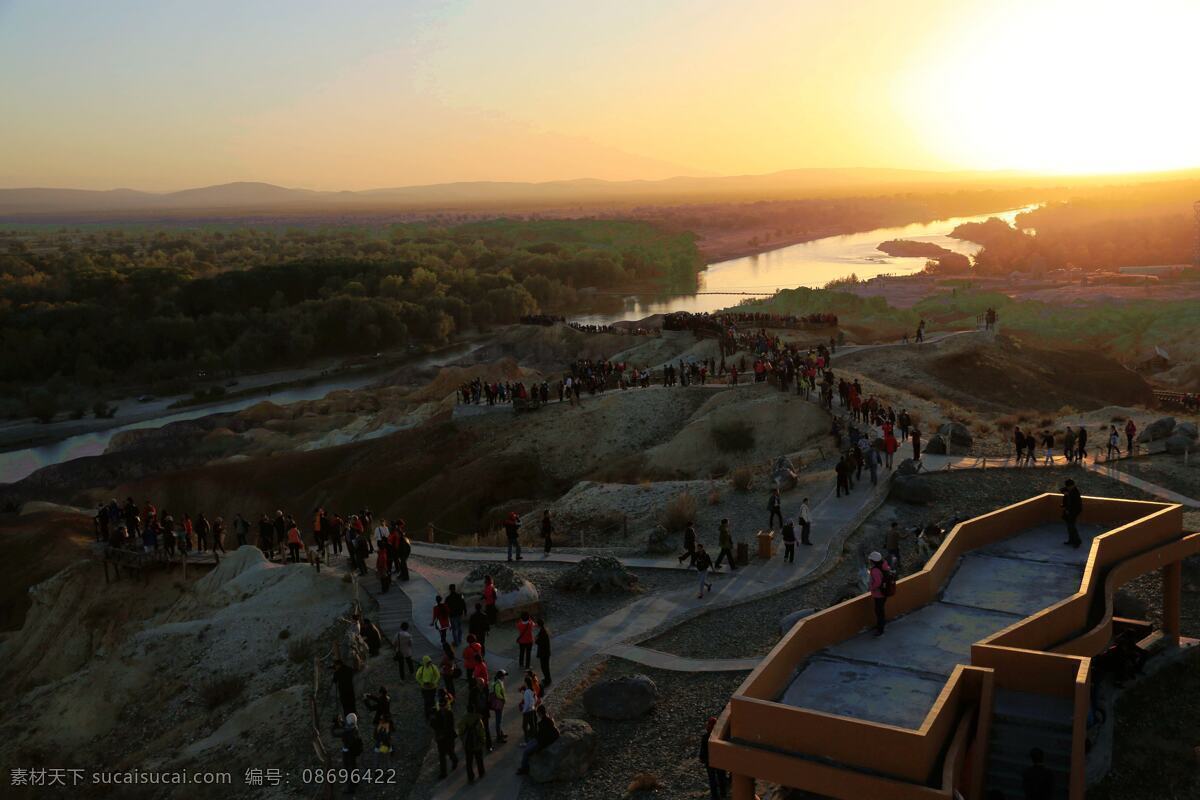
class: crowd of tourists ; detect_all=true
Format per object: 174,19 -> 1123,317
457,378 -> 550,406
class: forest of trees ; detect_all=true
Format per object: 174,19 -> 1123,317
0,220 -> 700,400
952,181 -> 1199,275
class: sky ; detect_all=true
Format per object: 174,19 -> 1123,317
2,0 -> 1199,191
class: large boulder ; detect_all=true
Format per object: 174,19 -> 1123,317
554,556 -> 640,594
896,458 -> 921,476
771,455 -> 799,491
1175,421 -> 1198,441
1166,434 -> 1194,455
923,435 -> 948,455
1138,417 -> 1176,443
779,607 -> 817,635
463,563 -> 540,622
938,422 -> 973,450
529,719 -> 597,782
891,475 -> 933,505
582,674 -> 659,720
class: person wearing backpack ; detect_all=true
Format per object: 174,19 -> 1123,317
429,690 -> 459,779
868,551 -> 894,636
781,519 -> 797,564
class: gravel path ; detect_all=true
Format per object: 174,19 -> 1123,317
641,466 -> 1161,660
517,658 -> 747,800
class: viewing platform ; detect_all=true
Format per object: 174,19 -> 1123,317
709,494 -> 1200,800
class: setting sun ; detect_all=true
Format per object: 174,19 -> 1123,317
901,0 -> 1200,174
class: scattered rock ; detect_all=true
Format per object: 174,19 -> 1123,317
554,556 -> 640,594
771,455 -> 799,491
582,674 -> 659,720
891,475 -> 933,505
1165,434 -> 1194,455
924,435 -> 947,455
779,607 -> 816,635
938,422 -> 973,451
463,563 -> 540,622
530,718 -> 597,782
896,458 -> 920,476
1138,416 -> 1176,443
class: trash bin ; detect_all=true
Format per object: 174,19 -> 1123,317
736,541 -> 750,566
756,530 -> 774,560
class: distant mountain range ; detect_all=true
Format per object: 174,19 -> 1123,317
3,167 -> 1198,218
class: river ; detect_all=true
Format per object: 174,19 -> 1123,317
0,342 -> 482,485
572,206 -> 1033,324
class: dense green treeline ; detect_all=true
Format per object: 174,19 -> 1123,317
0,220 -> 700,394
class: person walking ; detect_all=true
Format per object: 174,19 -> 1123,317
333,658 -> 357,715
911,426 -> 922,461
678,524 -> 697,566
835,459 -> 850,498
516,611 -> 535,669
332,713 -> 364,795
540,510 -> 554,555
429,691 -> 459,779
535,618 -> 552,687
490,670 -> 509,745
1061,479 -> 1083,548
394,622 -> 415,680
781,519 -> 797,564
694,544 -> 714,599
1076,425 -> 1089,463
376,546 -> 391,592
504,512 -> 523,562
699,716 -> 728,800
1124,418 -> 1137,457
883,426 -> 897,469
416,655 -> 441,718
713,518 -> 737,571
233,513 -> 249,547
798,498 -> 812,545
865,442 -> 879,485
1107,426 -> 1120,461
394,523 -> 410,580
447,584 -> 467,647
767,488 -> 784,530
1041,430 -> 1056,465
458,703 -> 488,784
468,603 -> 491,654
1063,426 -> 1077,464
432,595 -> 451,645
483,576 -> 499,626
868,552 -> 894,636
286,521 -> 303,563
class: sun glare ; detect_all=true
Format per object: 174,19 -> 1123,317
901,0 -> 1200,175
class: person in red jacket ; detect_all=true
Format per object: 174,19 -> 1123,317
431,596 -> 451,644
515,612 -> 535,669
868,551 -> 893,636
482,576 -> 498,626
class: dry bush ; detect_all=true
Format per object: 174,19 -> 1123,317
995,413 -> 1018,430
910,384 -> 936,401
1016,410 -> 1036,423
974,423 -> 993,436
711,419 -> 755,453
590,453 -> 647,484
730,466 -> 754,492
199,674 -> 246,710
625,772 -> 662,794
660,493 -> 697,532
287,634 -> 322,664
1039,418 -> 1054,428
707,489 -> 722,506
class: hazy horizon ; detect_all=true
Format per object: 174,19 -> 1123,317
3,0 -> 1199,192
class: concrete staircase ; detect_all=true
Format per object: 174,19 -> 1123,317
985,688 -> 1073,800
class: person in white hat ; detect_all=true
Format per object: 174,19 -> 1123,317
868,551 -> 893,636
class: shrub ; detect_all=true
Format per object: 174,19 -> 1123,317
730,466 -> 754,492
278,629 -> 291,640
707,489 -> 721,506
711,419 -> 755,453
660,493 -> 696,532
626,773 -> 661,794
287,634 -> 322,664
198,674 -> 246,710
